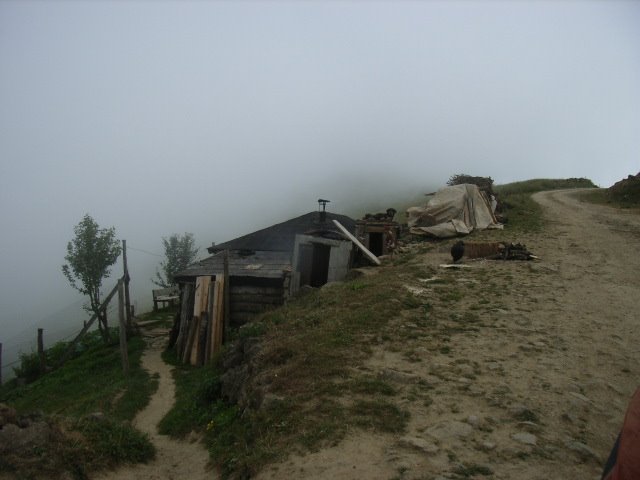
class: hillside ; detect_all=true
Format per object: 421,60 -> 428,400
154,179 -> 640,479
4,178 -> 637,480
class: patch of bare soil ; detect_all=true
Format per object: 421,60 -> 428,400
257,189 -> 640,480
94,332 -> 214,480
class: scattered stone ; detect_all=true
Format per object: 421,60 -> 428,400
568,392 -> 592,404
518,421 -> 541,432
379,368 -> 421,384
509,404 -> 538,422
561,412 -> 579,424
511,432 -> 537,446
404,285 -> 428,296
398,436 -> 439,454
426,421 -> 473,440
466,415 -> 480,427
486,362 -> 501,371
565,440 -> 598,461
479,441 -> 496,451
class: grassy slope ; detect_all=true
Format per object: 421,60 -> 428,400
0,325 -> 159,479
161,177 -> 605,478
494,178 -> 596,233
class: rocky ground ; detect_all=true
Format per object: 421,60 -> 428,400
255,189 -> 640,480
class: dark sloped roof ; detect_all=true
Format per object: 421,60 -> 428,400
207,211 -> 356,254
175,250 -> 291,280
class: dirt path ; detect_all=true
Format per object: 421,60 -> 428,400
257,189 -> 640,480
94,333 -> 213,480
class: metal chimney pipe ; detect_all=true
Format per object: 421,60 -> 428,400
318,199 -> 330,223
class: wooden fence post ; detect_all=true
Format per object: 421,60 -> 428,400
122,240 -> 132,329
37,328 -> 46,373
118,279 -> 129,375
57,279 -> 123,368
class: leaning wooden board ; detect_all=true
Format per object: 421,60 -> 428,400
190,276 -> 211,365
332,219 -> 381,265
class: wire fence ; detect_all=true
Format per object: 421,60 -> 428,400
2,242 -> 155,383
1,301 -> 119,382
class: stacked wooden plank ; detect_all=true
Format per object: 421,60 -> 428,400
175,276 -> 226,365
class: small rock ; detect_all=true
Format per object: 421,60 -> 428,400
518,421 -> 541,432
479,441 -> 496,451
566,440 -> 598,461
561,411 -> 581,425
466,415 -> 480,427
398,436 -> 439,454
379,368 -> 421,384
486,362 -> 501,371
426,421 -> 473,440
568,392 -> 592,404
509,404 -> 538,421
511,432 -> 537,446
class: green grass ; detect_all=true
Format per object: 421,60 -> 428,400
2,332 -> 156,421
577,188 -> 640,209
158,176 -> 606,478
0,328 -> 158,479
158,348 -> 223,437
162,270 -> 419,478
494,177 -> 596,233
494,177 -> 596,196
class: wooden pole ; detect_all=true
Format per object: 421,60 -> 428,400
118,279 -> 129,375
57,278 -> 123,368
175,283 -> 192,358
122,240 -> 132,329
37,328 -> 46,373
332,219 -> 381,265
223,250 -> 230,341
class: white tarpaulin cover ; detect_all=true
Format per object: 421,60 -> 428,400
407,184 -> 502,238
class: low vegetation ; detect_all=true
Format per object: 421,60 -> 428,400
2,175 -> 615,479
494,177 -> 596,196
0,329 -> 157,479
162,176 -> 603,478
495,178 -> 596,232
577,173 -> 640,209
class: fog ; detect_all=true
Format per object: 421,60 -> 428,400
1,1 -> 639,378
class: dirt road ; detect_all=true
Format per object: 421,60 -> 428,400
258,189 -> 640,480
94,333 -> 213,480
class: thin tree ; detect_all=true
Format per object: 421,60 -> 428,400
62,214 -> 122,344
153,233 -> 198,288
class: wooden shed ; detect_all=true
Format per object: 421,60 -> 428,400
175,210 -> 357,328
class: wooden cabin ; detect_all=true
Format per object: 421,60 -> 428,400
174,210 -> 357,328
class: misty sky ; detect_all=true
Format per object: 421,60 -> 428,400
1,1 -> 639,366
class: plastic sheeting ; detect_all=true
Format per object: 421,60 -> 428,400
407,184 -> 502,238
